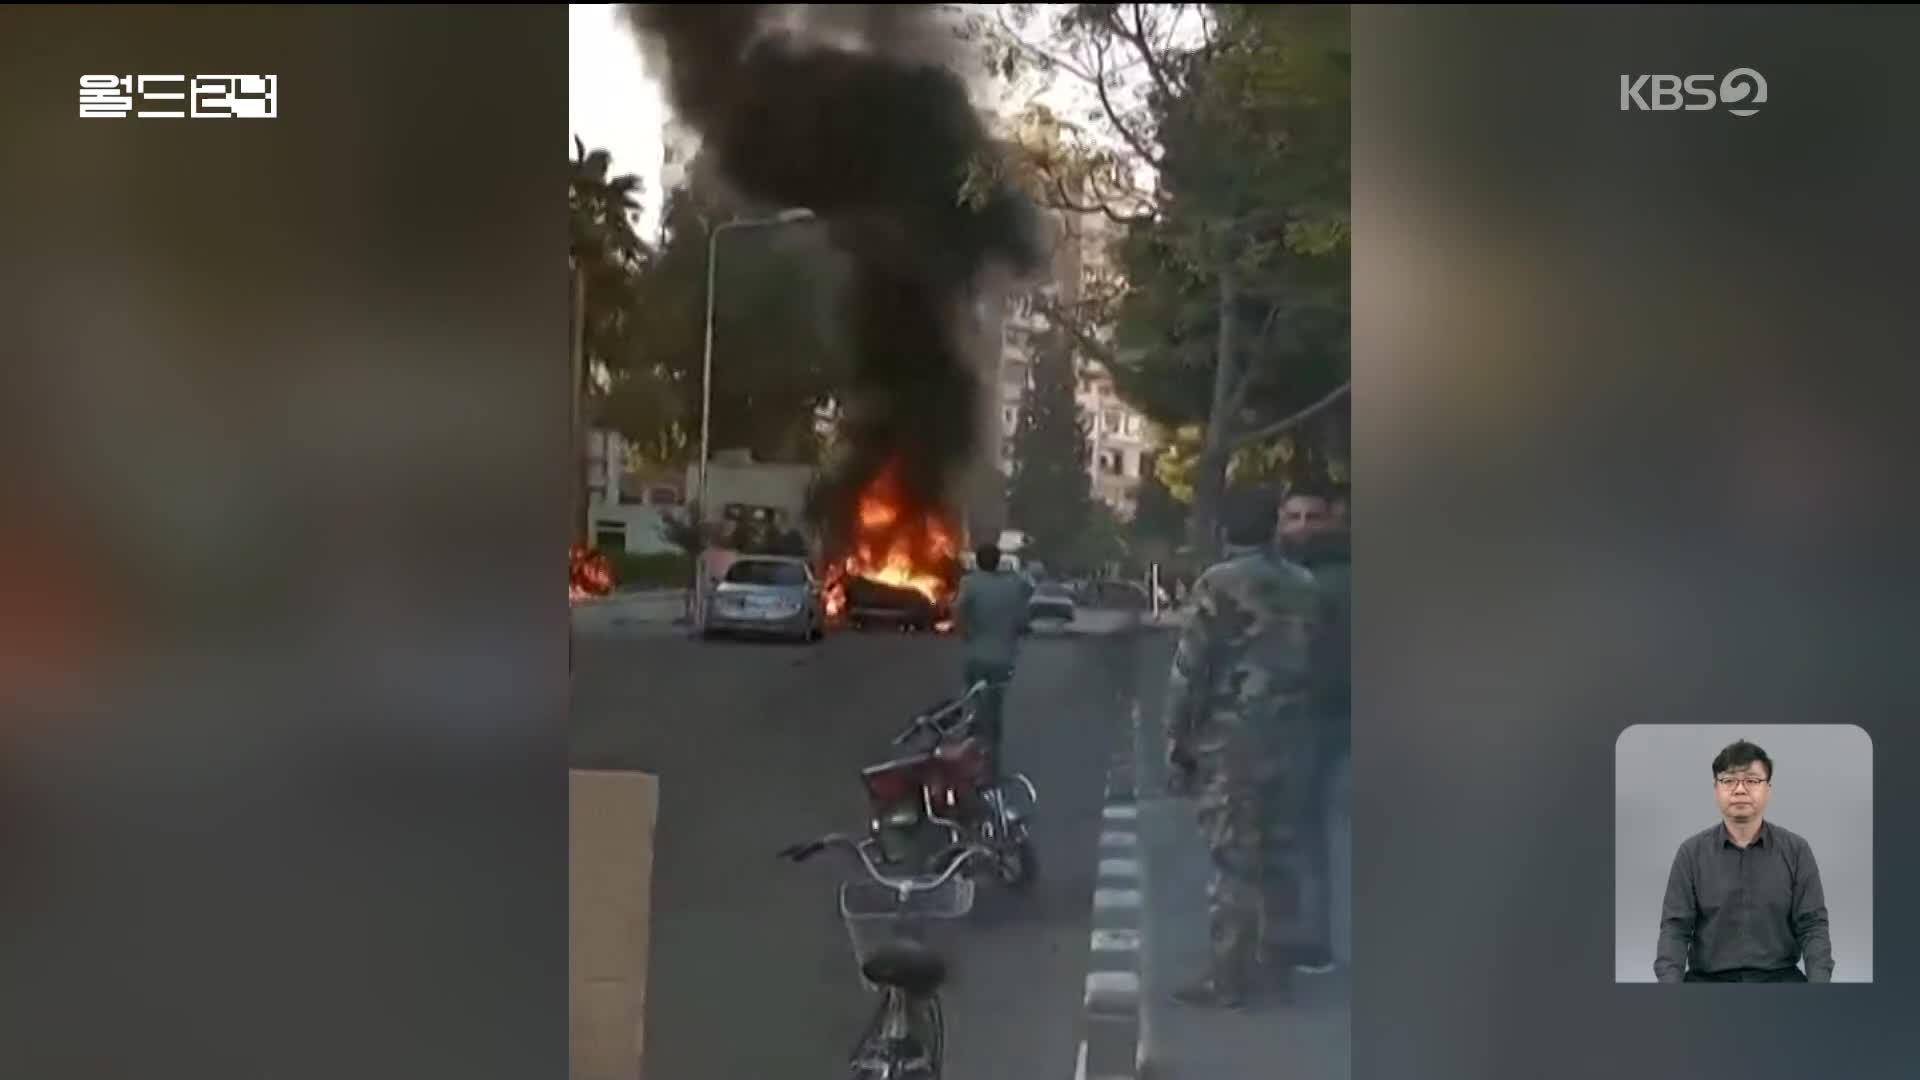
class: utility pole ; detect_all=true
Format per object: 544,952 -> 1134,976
691,207 -> 817,630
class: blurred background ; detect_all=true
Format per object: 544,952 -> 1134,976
0,8 -> 567,1077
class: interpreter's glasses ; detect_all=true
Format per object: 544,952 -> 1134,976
1716,775 -> 1769,790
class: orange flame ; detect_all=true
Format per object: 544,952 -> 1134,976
569,544 -> 614,604
823,461 -> 961,620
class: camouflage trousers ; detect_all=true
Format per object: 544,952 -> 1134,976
1194,743 -> 1319,980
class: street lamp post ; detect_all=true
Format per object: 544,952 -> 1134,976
690,207 -> 817,629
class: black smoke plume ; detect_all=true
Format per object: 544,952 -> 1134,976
620,3 -> 1039,552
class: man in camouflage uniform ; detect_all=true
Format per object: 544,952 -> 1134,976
1163,486 -> 1325,1007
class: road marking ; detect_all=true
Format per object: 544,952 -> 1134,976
1080,696 -> 1148,1080
1085,970 -> 1141,1012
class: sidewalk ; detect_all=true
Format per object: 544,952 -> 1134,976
570,769 -> 660,1080
571,588 -> 689,637
1132,684 -> 1350,1080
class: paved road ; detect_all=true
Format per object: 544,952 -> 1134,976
571,622 -> 1145,1080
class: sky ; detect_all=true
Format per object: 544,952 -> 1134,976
569,4 -> 665,240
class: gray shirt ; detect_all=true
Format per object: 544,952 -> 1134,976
953,569 -> 1033,668
1655,820 -> 1833,982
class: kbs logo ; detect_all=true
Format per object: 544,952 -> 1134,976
1619,68 -> 1766,117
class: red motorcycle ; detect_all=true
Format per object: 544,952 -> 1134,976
858,681 -> 1039,892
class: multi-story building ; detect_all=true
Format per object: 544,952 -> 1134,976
992,211 -> 1153,521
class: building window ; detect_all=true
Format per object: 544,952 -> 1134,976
1124,414 -> 1142,437
1104,409 -> 1122,433
593,522 -> 626,552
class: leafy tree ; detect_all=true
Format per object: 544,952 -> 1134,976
1130,456 -> 1188,546
963,4 -> 1350,556
621,185 -> 854,468
1068,500 -> 1131,574
1005,324 -> 1094,565
570,137 -> 661,541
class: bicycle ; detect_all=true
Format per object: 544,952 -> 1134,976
778,830 -> 993,1079
891,679 -> 1039,890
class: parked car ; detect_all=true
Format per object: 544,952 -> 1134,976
1027,580 -> 1077,626
702,555 -> 827,643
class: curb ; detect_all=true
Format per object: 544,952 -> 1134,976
1076,700 -> 1144,1080
1129,653 -> 1169,1080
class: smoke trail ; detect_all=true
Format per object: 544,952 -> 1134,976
620,3 -> 1038,545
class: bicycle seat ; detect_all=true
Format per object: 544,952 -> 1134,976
860,939 -> 947,994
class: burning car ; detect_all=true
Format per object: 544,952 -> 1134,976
820,460 -> 962,634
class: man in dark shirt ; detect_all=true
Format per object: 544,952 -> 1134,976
1654,740 -> 1834,983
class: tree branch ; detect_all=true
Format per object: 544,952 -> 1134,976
1028,290 -> 1119,371
994,6 -> 1098,85
1120,4 -> 1179,106
1089,31 -> 1164,172
1225,381 -> 1351,452
1044,170 -> 1154,228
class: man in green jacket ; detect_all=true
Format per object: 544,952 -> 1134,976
952,542 -> 1034,775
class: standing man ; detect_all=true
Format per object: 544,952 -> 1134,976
1163,487 -> 1324,1007
1278,484 -> 1335,560
1287,498 -> 1351,976
952,542 -> 1034,777
1654,740 -> 1835,983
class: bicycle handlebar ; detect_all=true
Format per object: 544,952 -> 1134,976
778,832 -> 992,893
892,679 -> 1006,746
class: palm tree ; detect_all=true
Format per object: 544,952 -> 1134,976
568,137 -> 652,545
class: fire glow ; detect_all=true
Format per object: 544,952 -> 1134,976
569,544 -> 613,604
823,461 -> 960,624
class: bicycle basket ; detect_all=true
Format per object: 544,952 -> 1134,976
838,877 -> 975,977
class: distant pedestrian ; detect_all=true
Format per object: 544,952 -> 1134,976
1162,487 -> 1324,1007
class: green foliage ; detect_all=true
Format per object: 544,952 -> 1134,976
1067,500 -> 1131,573
571,137 -> 680,451
622,188 -> 853,467
966,4 -> 1352,553
602,550 -> 693,590
1130,460 -> 1188,546
1107,3 -> 1350,441
655,502 -> 707,558
1005,324 -> 1095,565
569,137 -> 851,471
